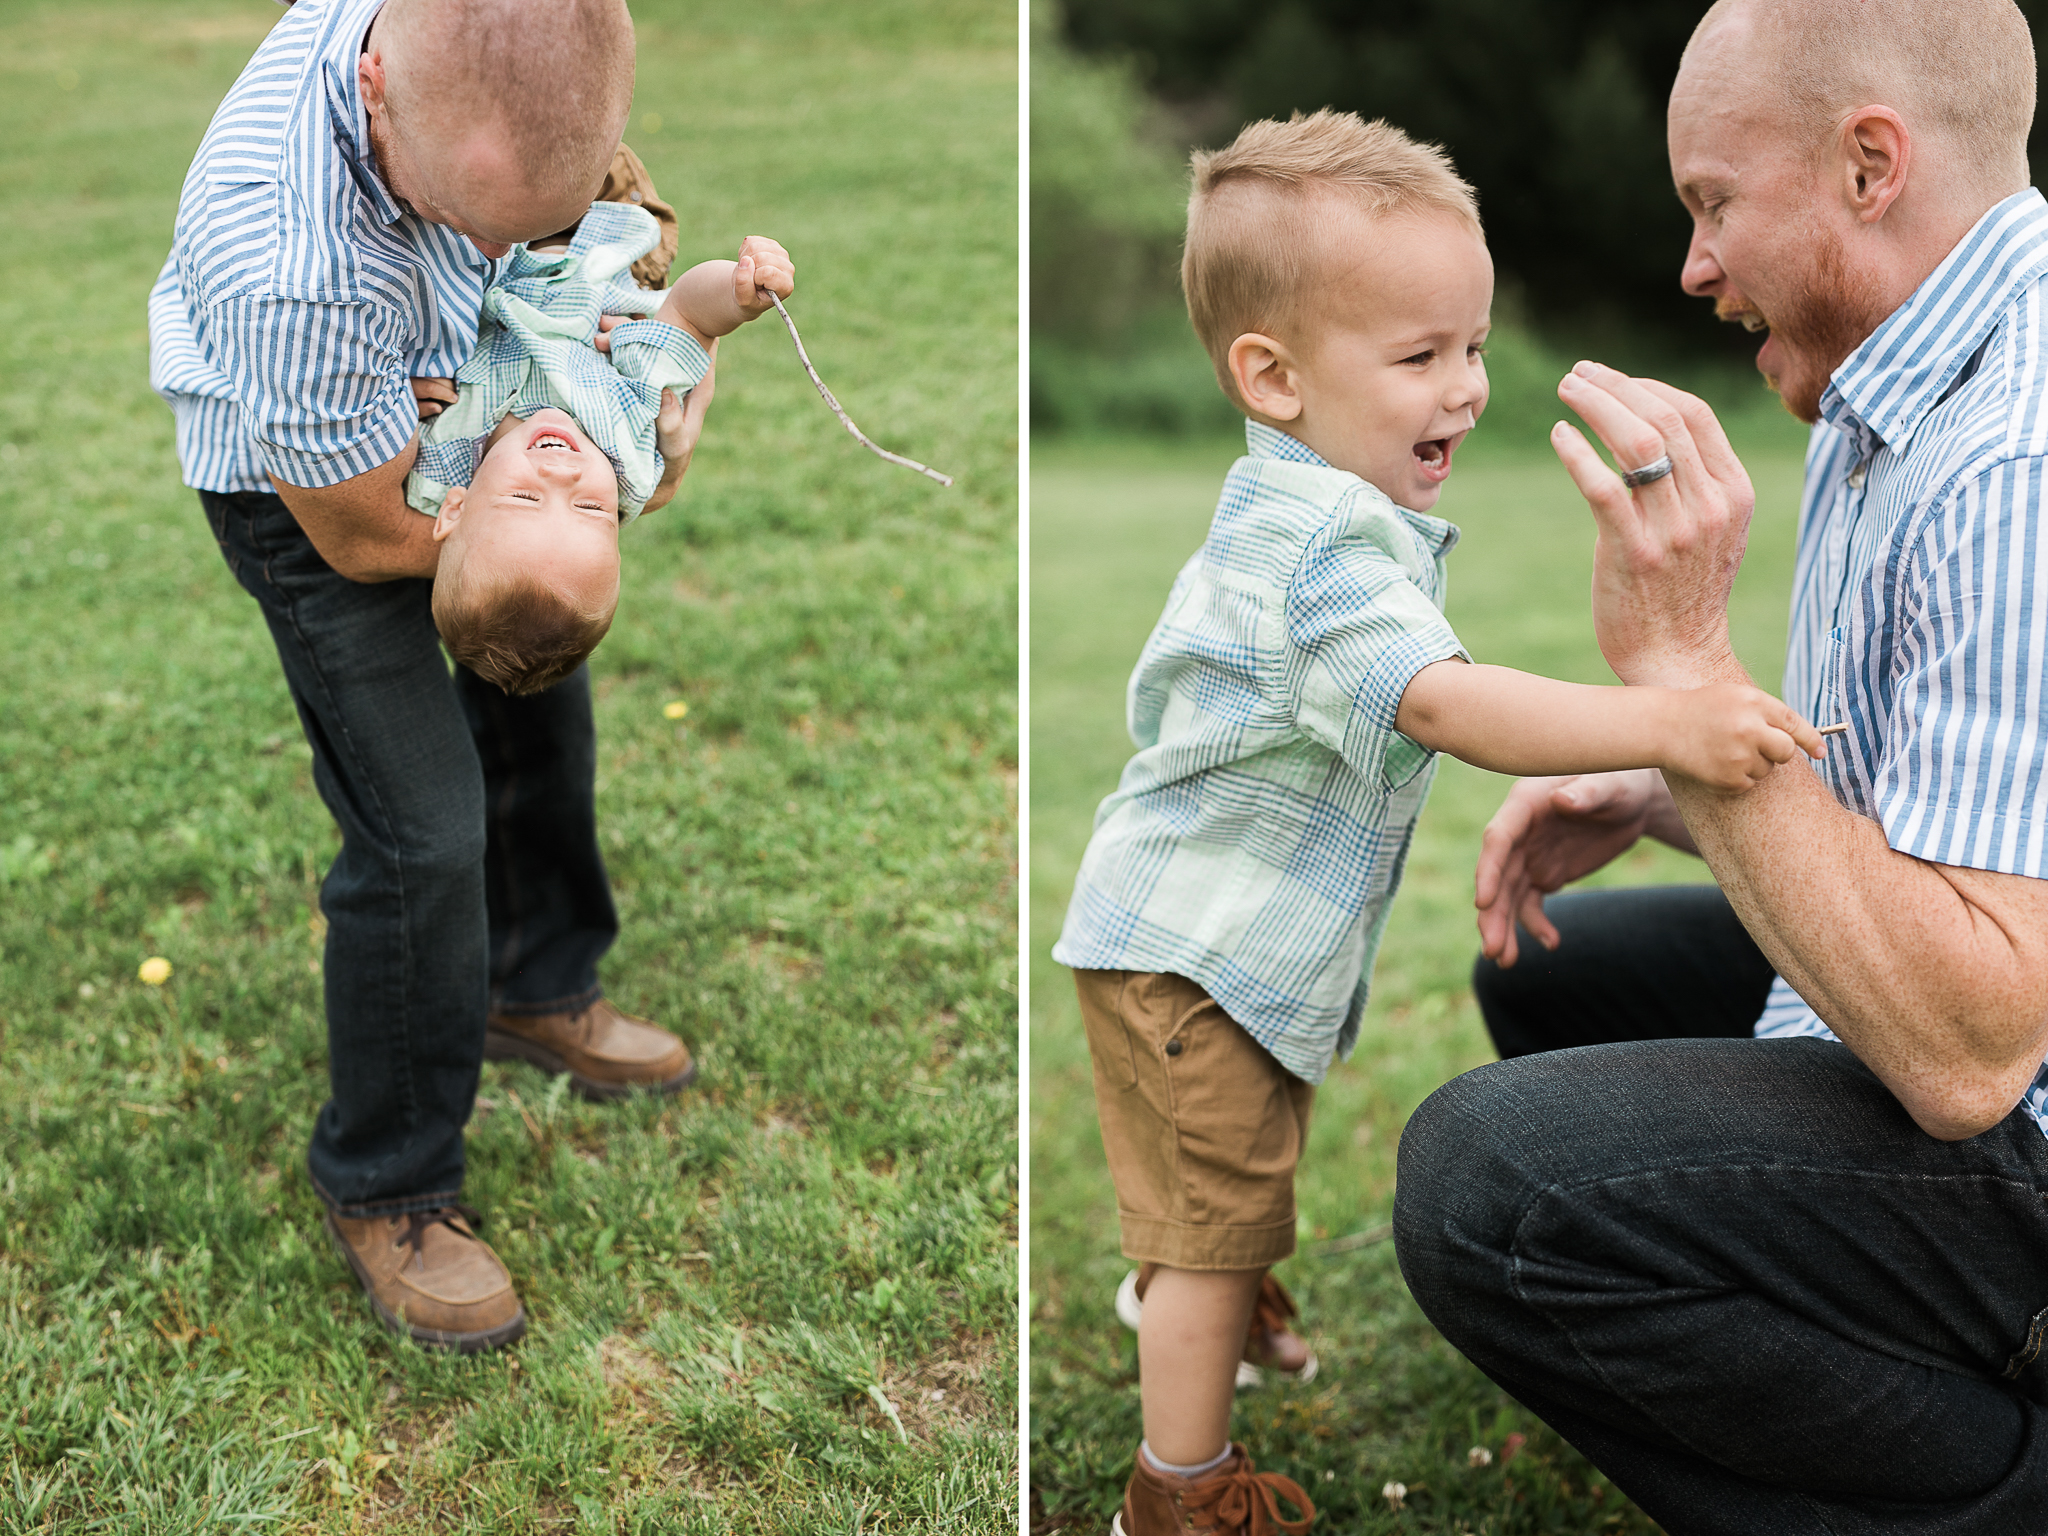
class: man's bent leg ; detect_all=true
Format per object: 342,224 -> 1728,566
202,491 -> 487,1214
1473,886 -> 1775,1057
458,663 -> 616,1015
1396,1038 -> 2048,1535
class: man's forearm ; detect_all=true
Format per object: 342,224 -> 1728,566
1668,751 -> 2048,1139
268,435 -> 439,583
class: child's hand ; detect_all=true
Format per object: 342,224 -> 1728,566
647,238 -> 797,347
1664,683 -> 1825,791
411,376 -> 457,421
731,235 -> 794,320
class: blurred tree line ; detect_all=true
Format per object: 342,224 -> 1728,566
1033,0 -> 2048,437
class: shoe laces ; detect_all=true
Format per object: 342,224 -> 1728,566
393,1204 -> 483,1265
1184,1456 -> 1315,1536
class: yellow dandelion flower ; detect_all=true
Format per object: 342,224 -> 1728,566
138,957 -> 172,986
663,700 -> 690,720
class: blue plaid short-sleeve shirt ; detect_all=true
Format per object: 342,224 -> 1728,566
1053,422 -> 1468,1084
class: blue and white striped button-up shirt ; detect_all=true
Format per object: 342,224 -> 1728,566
1751,189 -> 2048,1137
148,0 -> 501,494
1053,422 -> 1468,1085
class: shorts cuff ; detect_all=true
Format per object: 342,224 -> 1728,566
1118,1212 -> 1297,1270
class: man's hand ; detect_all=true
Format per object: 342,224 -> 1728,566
1476,770 -> 1692,966
1553,362 -> 1756,688
410,377 -> 457,420
639,347 -> 716,516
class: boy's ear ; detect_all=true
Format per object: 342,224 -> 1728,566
1228,333 -> 1303,422
432,486 -> 464,543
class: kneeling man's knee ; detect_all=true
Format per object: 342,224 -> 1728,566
1394,1063 -> 1543,1340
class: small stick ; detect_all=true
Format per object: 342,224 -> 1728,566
1817,722 -> 1850,736
767,292 -> 953,488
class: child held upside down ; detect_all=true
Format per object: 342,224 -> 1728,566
404,197 -> 793,693
1052,110 -> 1823,1536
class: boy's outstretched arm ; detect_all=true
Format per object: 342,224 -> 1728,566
1393,659 -> 1826,791
645,236 -> 796,348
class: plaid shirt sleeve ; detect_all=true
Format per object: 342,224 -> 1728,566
1288,502 -> 1467,781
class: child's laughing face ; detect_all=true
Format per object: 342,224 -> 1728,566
431,406 -> 623,609
1232,208 -> 1494,511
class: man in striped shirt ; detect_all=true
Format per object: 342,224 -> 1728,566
147,0 -> 706,1353
1396,0 -> 2048,1526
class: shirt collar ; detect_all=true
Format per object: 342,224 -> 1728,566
1245,419 -> 1331,467
1821,188 -> 2048,458
323,0 -> 405,228
1243,420 -> 1458,556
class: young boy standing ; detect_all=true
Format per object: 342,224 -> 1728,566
1052,110 -> 1821,1535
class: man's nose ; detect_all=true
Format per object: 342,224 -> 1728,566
1681,226 -> 1723,297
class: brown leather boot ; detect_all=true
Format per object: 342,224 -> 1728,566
324,1207 -> 525,1353
484,998 -> 696,1101
1113,1444 -> 1315,1536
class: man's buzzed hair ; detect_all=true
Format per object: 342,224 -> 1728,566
379,0 -> 636,194
1689,0 -> 2034,200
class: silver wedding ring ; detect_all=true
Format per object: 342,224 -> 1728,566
1620,454 -> 1674,489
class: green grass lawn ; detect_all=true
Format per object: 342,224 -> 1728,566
0,3 -> 1016,1532
1028,419 -> 1810,1534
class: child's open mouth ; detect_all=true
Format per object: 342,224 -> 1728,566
1413,437 -> 1456,483
526,415 -> 584,454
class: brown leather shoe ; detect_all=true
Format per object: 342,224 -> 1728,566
1113,1444 -> 1315,1536
324,1207 -> 526,1353
484,998 -> 696,1101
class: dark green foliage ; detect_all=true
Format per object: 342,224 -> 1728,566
1057,0 -> 2048,358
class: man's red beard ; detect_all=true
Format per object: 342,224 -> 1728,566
1717,225 -> 1892,424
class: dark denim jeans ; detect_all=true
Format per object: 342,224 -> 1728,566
1395,887 -> 2048,1533
200,490 -> 617,1216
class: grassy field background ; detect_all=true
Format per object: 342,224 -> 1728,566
1028,412 -> 1810,1533
0,2 -> 1016,1532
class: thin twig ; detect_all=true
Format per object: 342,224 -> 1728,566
768,293 -> 953,487
1311,1222 -> 1393,1256
1817,722 -> 1849,736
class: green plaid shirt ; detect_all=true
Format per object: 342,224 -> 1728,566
1053,422 -> 1467,1084
407,201 -> 710,523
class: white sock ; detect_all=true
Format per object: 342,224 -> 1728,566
1141,1440 -> 1232,1478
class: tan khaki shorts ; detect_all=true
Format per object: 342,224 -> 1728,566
1074,969 -> 1314,1270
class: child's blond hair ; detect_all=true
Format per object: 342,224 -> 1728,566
1183,110 -> 1482,409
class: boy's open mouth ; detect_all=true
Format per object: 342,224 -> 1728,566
526,418 -> 583,454
1413,436 -> 1458,482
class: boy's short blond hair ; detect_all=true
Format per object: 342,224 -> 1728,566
434,573 -> 615,696
1183,110 -> 1482,408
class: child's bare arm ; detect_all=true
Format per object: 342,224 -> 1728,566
1394,659 -> 1825,791
654,237 -> 796,346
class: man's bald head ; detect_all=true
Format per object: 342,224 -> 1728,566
370,0 -> 635,237
1682,0 -> 2033,204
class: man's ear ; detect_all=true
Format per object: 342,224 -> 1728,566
358,48 -> 389,119
1228,332 -> 1303,422
432,486 -> 463,543
1840,106 -> 1911,224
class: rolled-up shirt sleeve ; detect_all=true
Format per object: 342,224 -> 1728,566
1875,454 -> 2048,877
205,291 -> 419,490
